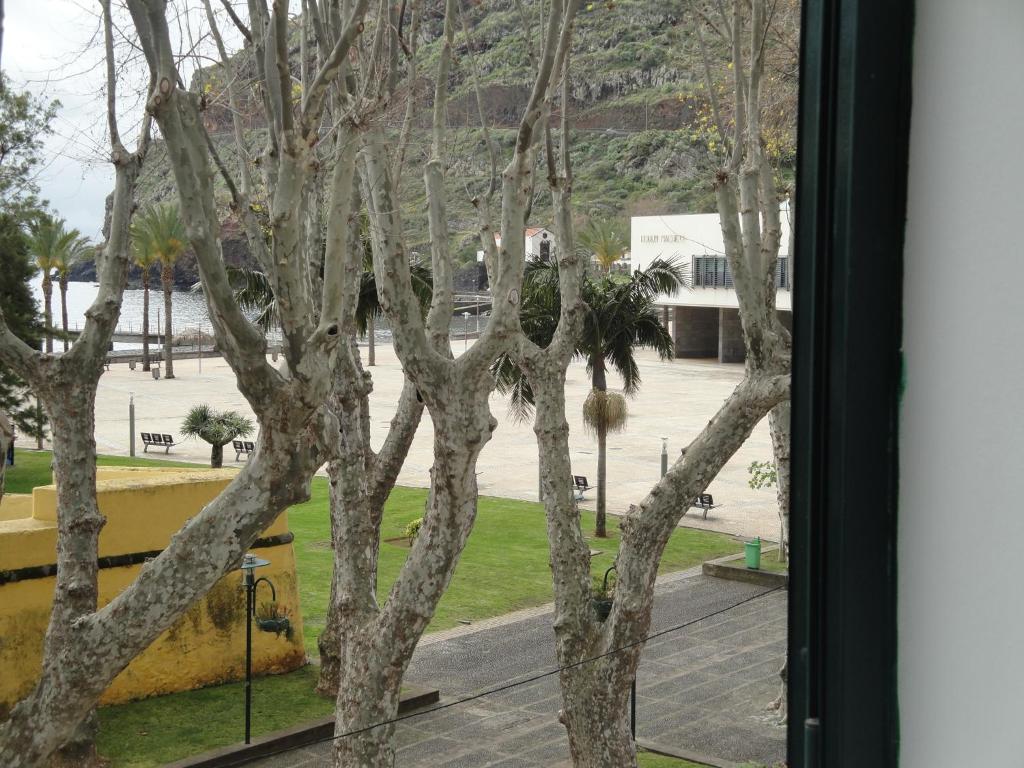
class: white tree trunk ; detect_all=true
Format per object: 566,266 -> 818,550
528,4 -> 793,762
316,344 -> 424,696
534,370 -> 789,767
332,388 -> 495,765
0,1 -> 369,762
367,314 -> 375,366
0,16 -> 148,754
769,400 -> 791,560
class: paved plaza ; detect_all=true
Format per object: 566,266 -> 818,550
82,343 -> 788,767
89,343 -> 780,541
246,570 -> 787,768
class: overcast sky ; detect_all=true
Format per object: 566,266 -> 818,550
4,1 -> 120,238
4,0 -> 230,240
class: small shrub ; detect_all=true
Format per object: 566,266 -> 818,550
404,517 -> 423,545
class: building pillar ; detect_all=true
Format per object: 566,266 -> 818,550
718,308 -> 746,363
672,306 -> 719,358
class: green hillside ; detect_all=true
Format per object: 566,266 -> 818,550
112,0 -> 796,285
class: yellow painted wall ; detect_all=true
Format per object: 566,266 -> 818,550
0,494 -> 32,521
0,468 -> 305,714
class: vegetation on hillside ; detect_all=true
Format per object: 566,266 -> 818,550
93,0 -> 797,286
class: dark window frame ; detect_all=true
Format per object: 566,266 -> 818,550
787,1 -> 913,767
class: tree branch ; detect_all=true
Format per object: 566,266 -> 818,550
218,0 -> 252,42
300,0 -> 370,133
423,0 -> 457,349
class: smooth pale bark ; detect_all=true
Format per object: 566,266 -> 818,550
316,343 -> 424,695
531,3 -> 793,763
34,398 -> 42,449
141,272 -> 151,370
42,273 -> 53,354
0,57 -> 148,759
0,0 -> 370,761
331,1 -> 579,761
541,374 -> 789,767
367,314 -> 375,366
769,401 -> 791,560
332,380 -> 497,765
59,274 -> 69,353
40,388 -> 105,768
161,263 -> 174,378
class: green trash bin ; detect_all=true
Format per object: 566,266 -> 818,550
745,537 -> 762,570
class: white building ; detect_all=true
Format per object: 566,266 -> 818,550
630,204 -> 792,362
477,227 -> 555,263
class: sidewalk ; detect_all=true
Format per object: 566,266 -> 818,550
246,571 -> 787,767
91,345 -> 781,541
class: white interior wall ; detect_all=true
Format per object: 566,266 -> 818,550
900,2 -> 1024,765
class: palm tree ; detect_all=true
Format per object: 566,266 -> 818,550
578,217 -> 629,274
130,223 -> 163,371
133,204 -> 187,378
230,246 -> 432,362
181,404 -> 255,468
356,249 -> 432,366
494,257 -> 687,537
30,218 -> 80,354
51,234 -> 92,352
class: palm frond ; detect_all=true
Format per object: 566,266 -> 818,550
356,252 -> 432,336
227,266 -> 278,333
30,217 -> 76,274
629,257 -> 690,299
181,404 -> 255,446
632,310 -> 674,360
578,218 -> 628,273
132,203 -> 187,267
491,353 -> 536,422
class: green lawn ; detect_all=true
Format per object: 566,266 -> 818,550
97,666 -> 332,768
3,448 -> 202,495
7,450 -> 743,766
753,551 -> 789,574
291,480 -> 744,656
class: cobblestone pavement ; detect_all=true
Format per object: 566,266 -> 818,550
247,572 -> 787,768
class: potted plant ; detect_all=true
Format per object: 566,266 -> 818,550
592,565 -> 617,622
255,601 -> 293,639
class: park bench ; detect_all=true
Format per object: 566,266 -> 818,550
691,493 -> 722,520
233,440 -> 256,461
141,432 -> 178,454
572,475 -> 594,501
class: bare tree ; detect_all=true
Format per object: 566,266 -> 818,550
315,0 -> 582,761
511,1 -> 792,764
0,0 -> 369,762
0,5 -> 152,763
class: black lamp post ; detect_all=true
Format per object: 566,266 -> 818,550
239,553 -> 275,744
